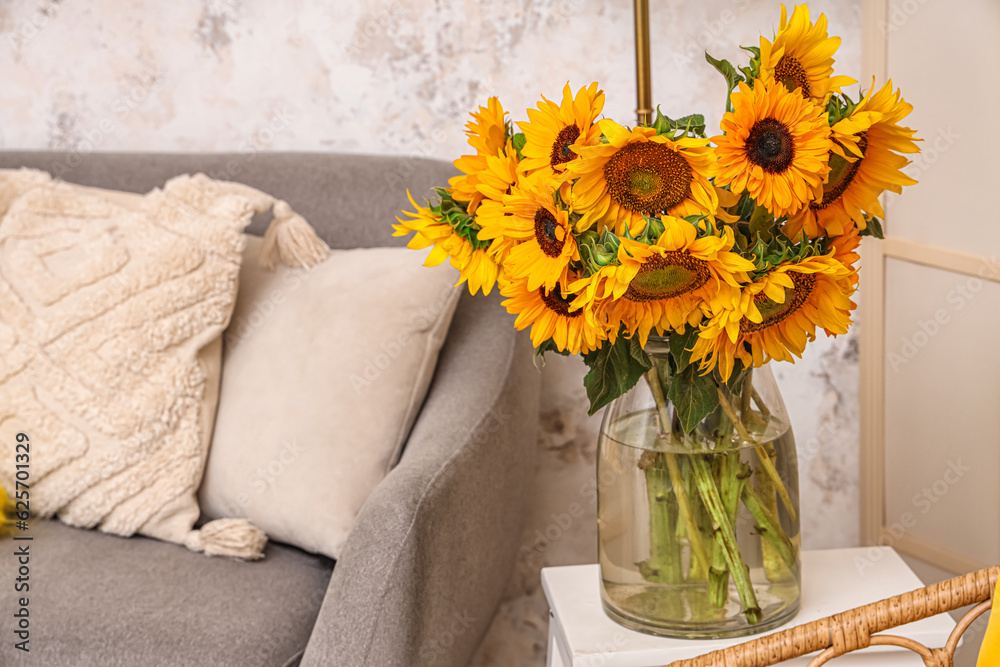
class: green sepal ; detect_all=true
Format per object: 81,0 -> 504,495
667,364 -> 720,434
578,228 -> 622,274
636,214 -> 665,243
826,91 -> 858,126
750,227 -> 829,278
651,107 -> 707,138
748,203 -> 776,243
582,336 -> 653,416
428,188 -> 491,252
731,191 -> 754,221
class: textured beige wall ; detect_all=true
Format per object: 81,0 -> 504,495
0,1 -> 863,663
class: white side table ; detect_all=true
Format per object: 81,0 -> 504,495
542,547 -> 957,666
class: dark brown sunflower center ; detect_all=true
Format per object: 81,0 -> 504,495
539,285 -> 581,318
624,251 -> 711,302
739,272 -> 816,334
534,208 -> 566,258
603,142 -> 693,215
550,125 -> 581,166
810,132 -> 869,211
745,117 -> 795,174
775,55 -> 811,98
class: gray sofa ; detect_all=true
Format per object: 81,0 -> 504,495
0,152 -> 540,666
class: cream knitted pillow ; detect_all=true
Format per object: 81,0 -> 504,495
0,169 -> 328,559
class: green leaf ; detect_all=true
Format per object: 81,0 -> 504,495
582,337 -> 652,416
629,335 -> 651,368
705,52 -> 745,111
532,338 -> 569,371
862,216 -> 885,239
724,359 -> 747,394
667,364 -> 720,433
669,327 -> 699,371
512,132 -> 527,160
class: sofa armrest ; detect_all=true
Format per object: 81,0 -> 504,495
300,290 -> 540,667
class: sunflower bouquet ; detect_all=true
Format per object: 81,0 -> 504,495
394,3 -> 919,628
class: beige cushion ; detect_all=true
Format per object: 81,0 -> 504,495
0,169 -> 261,555
199,236 -> 462,559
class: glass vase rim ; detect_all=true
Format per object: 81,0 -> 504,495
600,414 -> 791,454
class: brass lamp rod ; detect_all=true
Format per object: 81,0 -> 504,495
634,0 -> 653,126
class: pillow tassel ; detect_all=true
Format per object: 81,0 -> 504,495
186,518 -> 268,560
260,199 -> 330,270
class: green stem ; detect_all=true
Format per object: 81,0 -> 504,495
664,454 -> 710,581
752,387 -> 772,422
645,366 -> 672,437
717,385 -> 797,522
716,385 -> 755,445
709,451 -> 745,607
689,450 -> 762,624
644,369 -> 711,581
640,454 -> 682,584
740,368 -> 754,424
753,444 -> 784,582
743,483 -> 797,572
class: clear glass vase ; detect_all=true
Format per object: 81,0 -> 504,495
597,338 -> 801,639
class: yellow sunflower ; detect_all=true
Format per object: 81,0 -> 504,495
471,141 -> 522,263
691,254 -> 856,381
830,224 -> 861,289
566,119 -> 719,235
714,79 -> 832,218
393,191 -> 501,295
570,216 -> 755,346
448,97 -> 508,213
492,172 -> 579,292
501,275 -> 606,355
760,4 -> 855,102
784,80 -> 920,239
517,82 -> 605,179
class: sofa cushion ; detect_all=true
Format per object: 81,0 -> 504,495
0,171 -> 258,557
0,520 -> 333,666
199,235 -> 461,560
